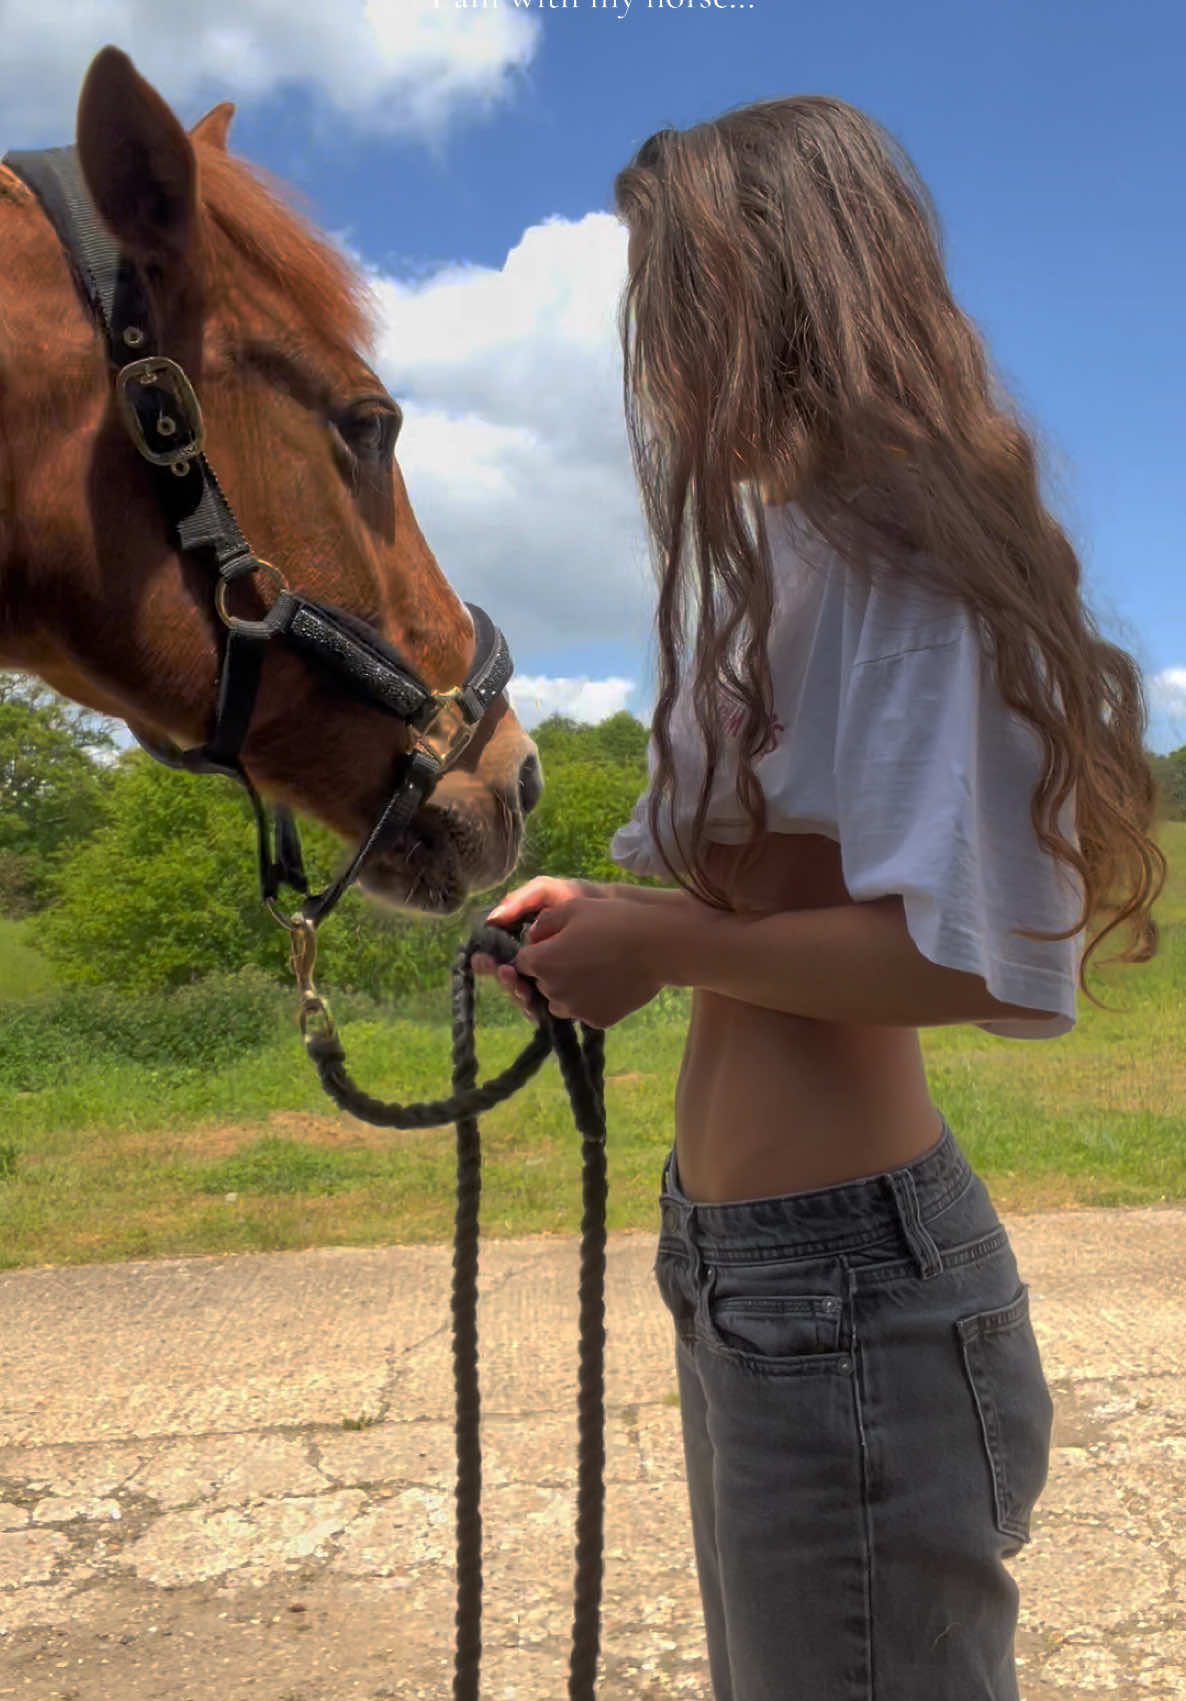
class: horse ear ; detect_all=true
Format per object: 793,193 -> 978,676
76,46 -> 197,266
191,102 -> 235,152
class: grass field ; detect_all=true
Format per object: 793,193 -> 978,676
0,916 -> 58,1001
0,825 -> 1182,1270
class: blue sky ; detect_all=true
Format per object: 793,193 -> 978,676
3,0 -> 1182,752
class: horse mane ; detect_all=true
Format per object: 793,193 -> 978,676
0,163 -> 33,204
195,145 -> 376,360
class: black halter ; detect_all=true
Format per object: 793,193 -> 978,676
2,144 -> 515,929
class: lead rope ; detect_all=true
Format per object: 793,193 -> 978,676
289,914 -> 607,1701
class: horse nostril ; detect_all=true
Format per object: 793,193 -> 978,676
517,752 -> 543,816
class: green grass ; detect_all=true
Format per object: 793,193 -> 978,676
0,916 -> 59,1001
0,824 -> 1182,1270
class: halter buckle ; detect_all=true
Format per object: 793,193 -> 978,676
115,355 -> 205,469
413,688 -> 477,769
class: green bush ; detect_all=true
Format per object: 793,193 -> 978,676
0,852 -> 43,919
0,967 -> 291,1090
1150,748 -> 1186,823
533,711 -> 649,771
312,895 -> 473,1006
0,674 -> 116,912
34,716 -> 659,1000
38,755 -> 280,991
36,752 -> 476,1000
520,759 -> 648,886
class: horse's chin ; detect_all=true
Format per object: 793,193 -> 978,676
357,803 -> 520,917
361,866 -> 465,917
358,836 -> 466,916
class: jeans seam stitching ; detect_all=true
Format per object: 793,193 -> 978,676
924,1169 -> 977,1223
845,1257 -> 875,1700
675,1228 -> 909,1262
658,1225 -> 1006,1276
849,1228 -> 1010,1287
959,1332 -> 1029,1543
657,1178 -> 975,1262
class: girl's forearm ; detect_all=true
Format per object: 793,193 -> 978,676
602,881 -> 684,906
643,892 -> 1046,1028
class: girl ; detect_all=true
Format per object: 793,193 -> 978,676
475,98 -> 1166,1700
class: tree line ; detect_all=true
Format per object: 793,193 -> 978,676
1,672 -> 1183,999
0,675 -> 654,997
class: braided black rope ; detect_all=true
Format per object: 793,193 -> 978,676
305,919 -> 607,1701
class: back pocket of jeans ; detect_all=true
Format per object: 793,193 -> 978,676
956,1286 -> 1053,1546
708,1292 -> 844,1365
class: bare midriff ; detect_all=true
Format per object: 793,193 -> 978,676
671,834 -> 945,1204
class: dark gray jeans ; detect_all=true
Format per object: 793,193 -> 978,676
654,1114 -> 1053,1700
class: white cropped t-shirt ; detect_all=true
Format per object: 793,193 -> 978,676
610,502 -> 1085,1038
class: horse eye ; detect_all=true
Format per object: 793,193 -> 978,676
339,402 -> 401,461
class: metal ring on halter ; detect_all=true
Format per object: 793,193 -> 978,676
215,560 -> 290,636
265,895 -> 304,933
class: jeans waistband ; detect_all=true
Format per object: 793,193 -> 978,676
659,1115 -> 973,1278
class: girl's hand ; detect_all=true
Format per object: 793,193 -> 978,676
512,896 -> 667,1029
488,876 -> 603,930
473,877 -> 606,1018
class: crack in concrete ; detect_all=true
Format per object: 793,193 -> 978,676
2,1219 -> 1181,1695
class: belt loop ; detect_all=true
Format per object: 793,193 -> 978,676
885,1166 -> 943,1280
659,1144 -> 712,1301
689,1217 -> 715,1332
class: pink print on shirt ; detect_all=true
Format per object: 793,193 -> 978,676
722,702 -> 784,757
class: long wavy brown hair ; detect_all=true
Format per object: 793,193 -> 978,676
612,97 -> 1167,1014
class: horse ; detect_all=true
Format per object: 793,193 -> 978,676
0,46 -> 541,919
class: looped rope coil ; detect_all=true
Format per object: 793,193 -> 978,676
307,918 -> 607,1701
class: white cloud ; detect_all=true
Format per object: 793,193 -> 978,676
0,0 -> 538,148
369,212 -> 656,655
1151,665 -> 1186,717
1150,665 -> 1186,751
508,675 -> 637,730
0,5 -> 657,688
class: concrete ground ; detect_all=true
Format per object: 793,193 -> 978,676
0,1207 -> 1182,1700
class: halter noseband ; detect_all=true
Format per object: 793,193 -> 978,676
2,144 -> 515,934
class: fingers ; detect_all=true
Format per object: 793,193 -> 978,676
487,876 -> 582,928
522,903 -> 570,945
473,951 -> 532,992
485,884 -> 537,928
472,951 -> 539,1021
473,953 -> 525,993
509,969 -> 542,1019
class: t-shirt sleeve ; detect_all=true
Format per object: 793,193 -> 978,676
609,784 -> 663,877
834,631 -> 1085,1038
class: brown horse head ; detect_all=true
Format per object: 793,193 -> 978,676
0,46 -> 540,914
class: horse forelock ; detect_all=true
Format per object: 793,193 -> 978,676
195,145 -> 377,366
